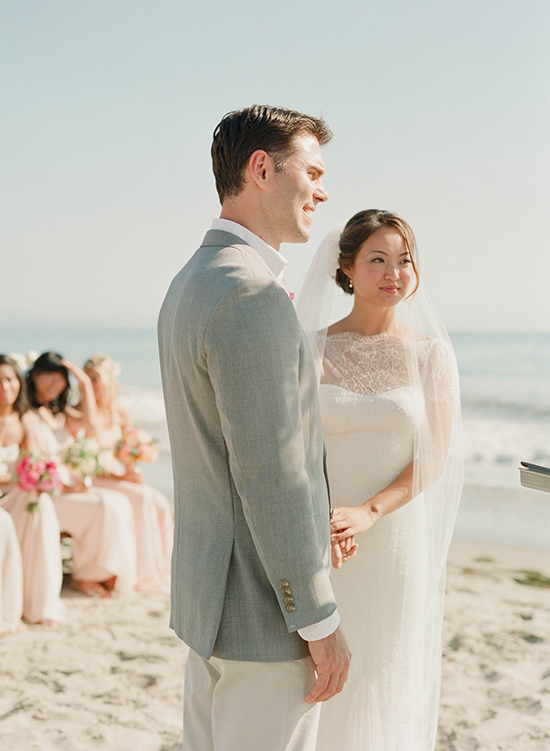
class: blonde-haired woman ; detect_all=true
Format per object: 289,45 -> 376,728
84,354 -> 173,593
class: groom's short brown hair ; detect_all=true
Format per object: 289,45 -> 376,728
211,105 -> 332,204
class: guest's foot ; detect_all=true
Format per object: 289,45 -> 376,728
101,576 -> 117,592
36,619 -> 57,627
71,579 -> 111,598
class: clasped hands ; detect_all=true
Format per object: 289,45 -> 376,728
330,504 -> 379,569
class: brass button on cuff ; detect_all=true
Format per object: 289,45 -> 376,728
279,580 -> 289,588
283,595 -> 294,604
282,587 -> 292,595
286,604 -> 296,613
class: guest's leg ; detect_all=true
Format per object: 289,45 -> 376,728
1,490 -> 64,623
0,508 -> 23,634
54,488 -> 137,592
94,478 -> 172,593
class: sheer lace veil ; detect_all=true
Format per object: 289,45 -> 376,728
297,226 -> 464,750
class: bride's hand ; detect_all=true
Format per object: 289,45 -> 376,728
330,505 -> 378,543
331,535 -> 358,569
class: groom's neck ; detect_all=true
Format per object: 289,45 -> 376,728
220,200 -> 281,252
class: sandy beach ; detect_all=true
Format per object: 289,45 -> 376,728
1,538 -> 549,751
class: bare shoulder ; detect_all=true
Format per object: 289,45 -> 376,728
114,402 -> 132,429
326,318 -> 351,336
65,405 -> 84,420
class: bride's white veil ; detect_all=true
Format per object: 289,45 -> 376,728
297,220 -> 463,751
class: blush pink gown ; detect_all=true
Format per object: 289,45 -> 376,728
1,441 -> 64,623
33,412 -> 138,592
0,506 -> 23,634
94,424 -> 172,593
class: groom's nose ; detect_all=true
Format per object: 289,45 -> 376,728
314,182 -> 329,203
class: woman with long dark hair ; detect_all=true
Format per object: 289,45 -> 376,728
26,352 -> 137,598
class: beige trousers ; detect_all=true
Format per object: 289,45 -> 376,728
182,649 -> 321,751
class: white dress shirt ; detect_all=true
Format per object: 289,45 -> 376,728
210,218 -> 340,642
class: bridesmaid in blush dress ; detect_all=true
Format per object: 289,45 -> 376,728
83,354 -> 172,593
0,507 -> 23,635
0,354 -> 63,625
26,352 -> 137,599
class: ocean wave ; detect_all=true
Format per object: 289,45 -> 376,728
461,397 -> 550,418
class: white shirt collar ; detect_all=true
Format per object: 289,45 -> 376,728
211,218 -> 289,286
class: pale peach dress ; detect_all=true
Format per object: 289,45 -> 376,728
0,441 -> 65,623
94,424 -> 172,593
33,412 -> 138,592
0,506 -> 23,634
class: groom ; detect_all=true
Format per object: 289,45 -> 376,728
158,105 -> 350,751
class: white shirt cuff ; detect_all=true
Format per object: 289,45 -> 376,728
297,609 -> 340,641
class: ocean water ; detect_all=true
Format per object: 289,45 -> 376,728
2,325 -> 550,550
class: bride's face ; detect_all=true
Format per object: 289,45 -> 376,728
345,227 -> 414,307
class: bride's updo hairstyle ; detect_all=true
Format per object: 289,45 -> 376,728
336,209 -> 420,298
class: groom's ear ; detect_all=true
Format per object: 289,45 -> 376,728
247,149 -> 274,191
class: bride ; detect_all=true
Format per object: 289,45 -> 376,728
298,210 -> 463,751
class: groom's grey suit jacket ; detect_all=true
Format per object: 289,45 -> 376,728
158,229 -> 336,662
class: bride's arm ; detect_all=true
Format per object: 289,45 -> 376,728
331,393 -> 453,543
330,461 -> 414,542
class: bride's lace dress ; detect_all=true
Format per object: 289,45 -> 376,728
317,332 -> 453,751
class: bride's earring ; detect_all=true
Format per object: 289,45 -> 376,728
348,278 -> 354,291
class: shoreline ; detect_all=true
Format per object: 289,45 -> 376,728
0,538 -> 548,751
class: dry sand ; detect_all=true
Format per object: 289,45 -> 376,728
1,539 -> 549,751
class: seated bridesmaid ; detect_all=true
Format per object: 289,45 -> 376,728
26,352 -> 137,599
0,508 -> 23,635
0,354 -> 63,625
83,354 -> 173,593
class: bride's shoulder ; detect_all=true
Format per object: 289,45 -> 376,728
326,319 -> 350,337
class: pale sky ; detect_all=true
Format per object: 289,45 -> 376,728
2,0 -> 549,331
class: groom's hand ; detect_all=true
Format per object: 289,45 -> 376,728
304,626 -> 351,703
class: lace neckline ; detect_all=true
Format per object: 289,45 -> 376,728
326,331 -> 403,344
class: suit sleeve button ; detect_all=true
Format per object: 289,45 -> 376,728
279,580 -> 289,588
283,596 -> 294,604
282,587 -> 292,595
286,604 -> 296,613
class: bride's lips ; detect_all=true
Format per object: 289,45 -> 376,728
380,286 -> 400,294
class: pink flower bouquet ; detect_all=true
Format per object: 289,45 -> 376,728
114,428 -> 159,471
16,454 -> 62,512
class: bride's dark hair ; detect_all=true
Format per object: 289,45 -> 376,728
27,351 -> 70,414
336,209 -> 420,297
0,355 -> 29,415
